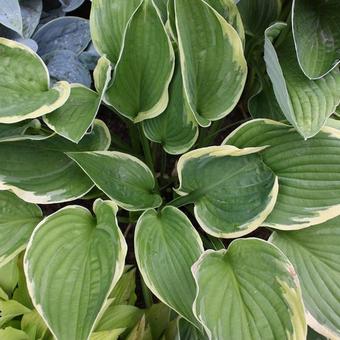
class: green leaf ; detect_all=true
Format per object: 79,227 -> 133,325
0,327 -> 29,340
192,239 -> 306,340
177,318 -> 208,340
105,0 -> 175,123
0,257 -> 19,296
175,0 -> 247,127
126,316 -> 152,340
224,119 -> 340,229
270,215 -> 340,339
93,56 -> 112,94
0,120 -> 44,142
68,151 -> 162,211
0,191 -> 42,267
292,0 -> 340,79
237,0 -> 281,37
307,328 -> 327,340
203,0 -> 245,46
44,57 -> 112,143
24,199 -> 127,340
135,206 -> 203,329
109,267 -> 137,305
90,0 -> 141,65
90,329 -> 125,340
44,85 -> 101,143
0,120 -> 110,204
146,303 -> 171,340
176,146 -> 278,238
21,310 -> 48,340
0,299 -> 30,327
249,74 -> 285,121
264,23 -> 340,139
0,38 -> 70,123
0,0 -> 22,35
143,58 -> 198,155
96,305 -> 143,333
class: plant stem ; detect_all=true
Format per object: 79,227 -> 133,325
167,191 -> 199,208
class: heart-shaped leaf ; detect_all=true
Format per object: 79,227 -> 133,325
24,199 -> 127,340
44,56 -> 111,143
143,59 -> 198,155
105,0 -> 174,123
224,118 -> 340,229
135,206 -> 203,328
175,0 -> 247,127
33,17 -> 91,56
44,85 -> 100,143
264,23 -> 340,138
68,151 -> 162,211
0,38 -> 70,123
176,146 -> 278,237
0,191 -> 42,267
0,120 -> 110,204
271,215 -> 340,339
90,0 -> 141,65
292,0 -> 340,79
192,239 -> 306,340
43,49 -> 92,87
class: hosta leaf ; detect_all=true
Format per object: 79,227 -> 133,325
68,151 -> 162,211
0,191 -> 42,268
59,0 -> 85,12
264,23 -> 340,139
44,56 -> 111,143
93,56 -> 112,94
21,310 -> 49,340
79,43 -> 100,71
24,199 -> 127,340
0,257 -> 19,296
90,0 -> 141,65
109,267 -> 137,305
192,239 -> 306,340
0,299 -> 31,327
0,0 -> 22,35
19,0 -> 43,38
33,17 -> 91,56
44,85 -> 100,143
292,0 -> 340,79
177,318 -> 208,340
43,50 -> 92,87
0,327 -> 29,340
0,38 -> 70,123
270,215 -> 340,339
237,0 -> 281,37
176,146 -> 278,238
175,0 -> 247,127
204,0 -> 245,46
0,120 -> 42,142
224,119 -> 340,229
135,206 -> 204,328
91,330 -> 125,340
105,0 -> 174,123
146,303 -> 171,340
96,305 -> 143,333
143,60 -> 198,155
249,75 -> 285,121
153,0 -> 167,22
0,120 -> 110,204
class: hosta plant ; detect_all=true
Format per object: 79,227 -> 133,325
0,0 -> 339,339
